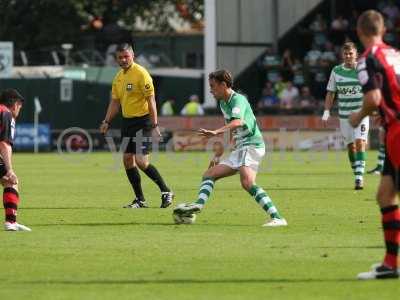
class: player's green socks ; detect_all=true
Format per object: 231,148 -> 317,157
377,144 -> 385,171
348,149 -> 356,174
195,177 -> 215,206
355,151 -> 366,181
249,185 -> 281,219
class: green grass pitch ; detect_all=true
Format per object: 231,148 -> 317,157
0,151 -> 399,299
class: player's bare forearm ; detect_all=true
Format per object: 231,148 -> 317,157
0,141 -> 13,171
146,95 -> 158,126
322,92 -> 335,123
324,91 -> 335,110
0,141 -> 18,185
218,119 -> 243,133
104,99 -> 120,123
198,119 -> 243,137
349,89 -> 381,127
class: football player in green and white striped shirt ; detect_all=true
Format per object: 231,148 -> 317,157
173,69 -> 287,227
322,42 -> 369,190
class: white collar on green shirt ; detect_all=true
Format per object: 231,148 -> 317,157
221,90 -> 235,103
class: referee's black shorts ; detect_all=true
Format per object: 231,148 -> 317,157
121,114 -> 153,155
382,152 -> 400,191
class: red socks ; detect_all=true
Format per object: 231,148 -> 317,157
381,205 -> 400,268
3,187 -> 19,223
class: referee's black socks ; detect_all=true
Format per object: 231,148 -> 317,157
143,164 -> 170,193
126,167 -> 145,201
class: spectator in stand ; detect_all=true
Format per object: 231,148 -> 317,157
257,82 -> 280,111
304,44 -> 322,68
180,94 -> 204,116
377,1 -> 400,44
273,74 -> 286,99
330,15 -> 349,45
331,14 -> 349,32
382,12 -> 398,45
320,41 -> 337,68
292,58 -> 305,86
295,86 -> 316,110
262,47 -> 281,68
262,81 -> 274,92
311,68 -> 328,100
280,81 -> 299,110
348,9 -> 360,42
281,48 -> 295,81
309,13 -> 328,33
309,13 -> 328,47
292,58 -> 303,72
161,98 -> 175,116
380,0 -> 400,22
263,47 -> 281,83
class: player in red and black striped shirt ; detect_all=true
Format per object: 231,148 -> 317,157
0,89 -> 31,231
350,10 -> 400,279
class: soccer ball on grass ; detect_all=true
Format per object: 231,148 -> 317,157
173,212 -> 197,224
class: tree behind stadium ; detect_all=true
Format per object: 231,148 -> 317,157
0,0 -> 203,50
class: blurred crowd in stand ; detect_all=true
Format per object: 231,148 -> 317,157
257,0 -> 400,115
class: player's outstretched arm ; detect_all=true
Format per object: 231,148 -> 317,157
198,119 -> 243,137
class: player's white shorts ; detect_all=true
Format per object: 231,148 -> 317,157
340,117 -> 369,145
220,145 -> 265,172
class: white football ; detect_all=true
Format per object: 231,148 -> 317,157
173,212 -> 196,224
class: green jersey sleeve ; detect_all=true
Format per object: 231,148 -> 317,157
230,96 -> 247,120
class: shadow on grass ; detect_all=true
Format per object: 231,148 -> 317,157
20,207 -> 162,210
263,187 -> 350,191
31,222 -> 257,228
21,278 -> 359,285
32,222 -> 176,227
173,187 -> 350,192
266,245 -> 384,249
313,245 -> 384,249
261,172 -> 351,176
